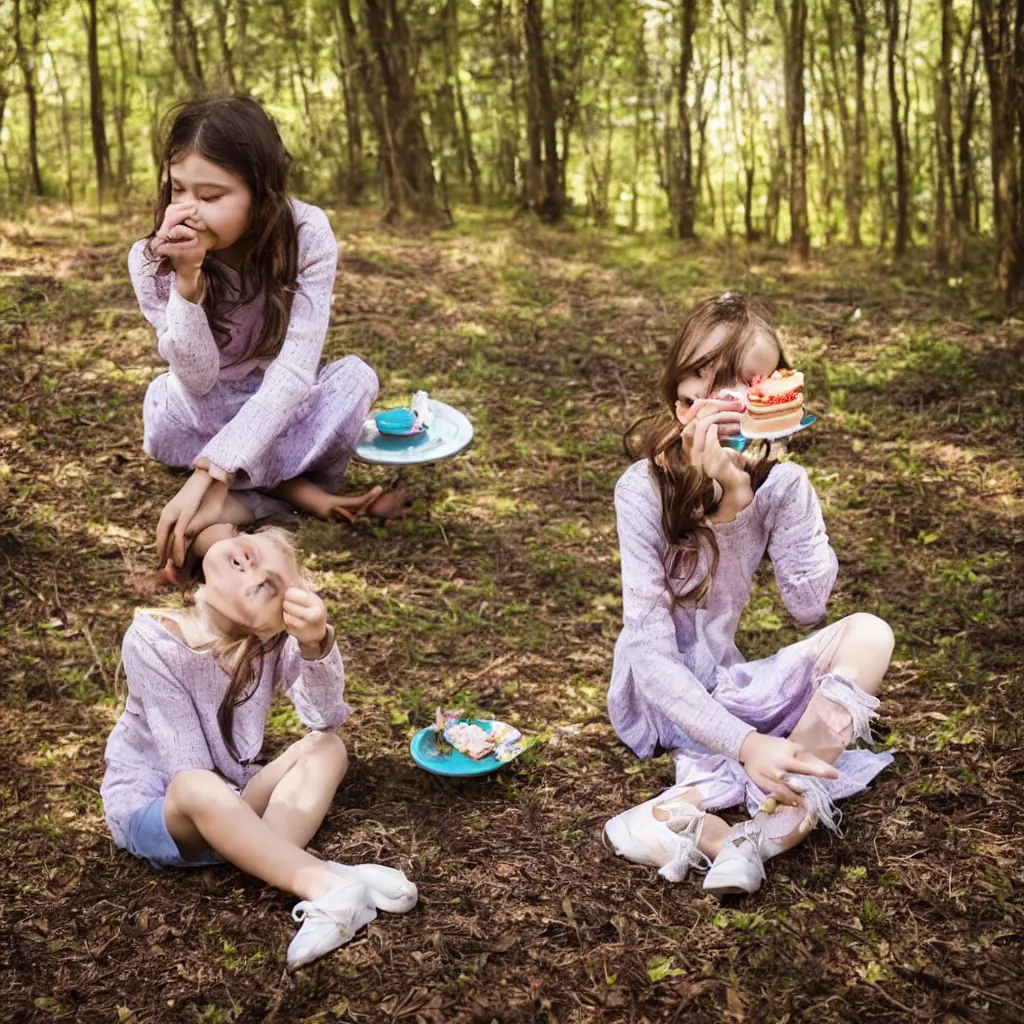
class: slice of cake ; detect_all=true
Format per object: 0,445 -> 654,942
740,368 -> 805,437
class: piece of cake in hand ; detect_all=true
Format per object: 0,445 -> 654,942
740,368 -> 805,437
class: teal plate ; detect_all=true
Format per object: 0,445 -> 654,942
356,399 -> 474,467
723,413 -> 817,451
410,720 -> 514,777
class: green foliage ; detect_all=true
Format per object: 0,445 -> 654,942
0,0 -> 998,254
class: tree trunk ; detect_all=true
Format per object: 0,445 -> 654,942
583,83 -> 613,226
903,0 -> 917,241
372,0 -> 445,221
844,0 -> 867,246
0,77 -> 8,158
211,0 -> 238,92
738,0 -> 759,242
338,0 -> 396,216
764,136 -> 786,244
871,44 -> 890,247
14,0 -> 44,196
436,1 -> 462,192
169,0 -> 204,96
673,0 -> 699,239
1,49 -> 16,184
334,0 -> 365,204
778,0 -> 810,265
340,0 -> 445,222
826,0 -> 858,244
978,0 -> 1024,307
884,0 -> 910,256
522,0 -> 562,222
811,41 -> 838,244
85,0 -> 111,204
936,0 -> 959,268
490,0 -> 520,201
629,17 -> 649,232
110,7 -> 131,194
956,3 -> 982,239
560,0 -> 587,205
448,0 -> 481,204
235,0 -> 249,91
47,43 -> 74,205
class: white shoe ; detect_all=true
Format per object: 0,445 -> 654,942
287,879 -> 377,969
603,785 -> 709,882
327,862 -> 418,913
703,827 -> 767,897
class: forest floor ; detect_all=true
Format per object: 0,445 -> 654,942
1,201 -> 1022,1024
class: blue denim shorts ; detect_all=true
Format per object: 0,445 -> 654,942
125,797 -> 226,871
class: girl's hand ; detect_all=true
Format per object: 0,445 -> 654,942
155,200 -> 199,244
689,415 -> 745,487
676,397 -> 746,481
739,732 -> 839,806
283,588 -> 329,651
156,470 -> 219,568
676,396 -> 745,446
153,201 -> 209,293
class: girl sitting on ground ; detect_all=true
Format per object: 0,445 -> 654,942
603,292 -> 894,896
129,95 -> 410,576
101,524 -> 417,968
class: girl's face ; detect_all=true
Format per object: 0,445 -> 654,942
200,533 -> 301,637
169,151 -> 252,254
674,325 -> 781,418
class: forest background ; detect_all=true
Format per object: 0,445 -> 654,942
0,0 -> 1022,1021
1,0 -> 1023,301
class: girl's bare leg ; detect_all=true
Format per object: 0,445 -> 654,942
240,731 -> 349,847
162,768 -> 342,901
269,476 -> 411,521
162,730 -> 348,900
741,613 -> 895,857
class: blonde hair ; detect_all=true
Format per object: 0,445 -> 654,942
624,293 -> 787,604
132,526 -> 311,761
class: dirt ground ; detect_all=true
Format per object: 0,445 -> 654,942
1,203 -> 1021,1023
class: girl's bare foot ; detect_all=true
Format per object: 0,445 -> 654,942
271,477 -> 413,522
312,486 -> 385,522
366,489 -> 414,520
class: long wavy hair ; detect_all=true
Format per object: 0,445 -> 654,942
624,293 -> 788,604
147,96 -> 299,362
133,526 -> 310,762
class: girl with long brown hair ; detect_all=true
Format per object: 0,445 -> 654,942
100,524 -> 417,969
604,293 -> 895,896
129,96 -> 411,576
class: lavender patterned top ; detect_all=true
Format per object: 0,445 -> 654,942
101,612 -> 351,848
608,459 -> 839,761
127,199 -> 339,485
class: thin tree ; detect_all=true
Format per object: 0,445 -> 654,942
955,1 -> 982,238
84,0 -> 112,203
13,0 -> 44,196
0,20 -> 17,162
845,0 -> 867,246
360,0 -> 445,222
674,0 -> 699,238
935,0 -> 958,268
447,0 -> 481,204
522,0 -> 562,221
777,0 -> 810,265
978,0 -> 1023,307
168,0 -> 204,96
333,0 -> 365,204
211,0 -> 238,92
883,0 -> 910,256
